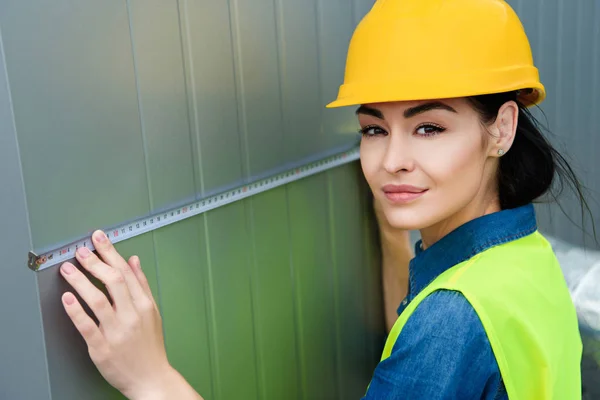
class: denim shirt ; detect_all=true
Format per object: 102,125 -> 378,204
363,204 -> 537,400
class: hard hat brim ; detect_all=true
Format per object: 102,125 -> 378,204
326,67 -> 546,109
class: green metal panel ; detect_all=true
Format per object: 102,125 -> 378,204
287,173 -> 339,399
204,203 -> 260,399
246,187 -> 301,400
327,163 -> 375,398
153,219 -> 214,400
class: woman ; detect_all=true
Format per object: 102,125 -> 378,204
58,0 -> 590,398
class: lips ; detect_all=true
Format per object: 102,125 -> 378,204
382,184 -> 428,203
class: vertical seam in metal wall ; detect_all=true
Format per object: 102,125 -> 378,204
535,0 -> 543,82
202,215 -> 222,400
573,0 -> 585,245
552,0 -> 563,237
516,0 -> 523,18
226,0 -> 249,180
349,0 -> 375,382
124,0 -> 166,344
313,2 -> 340,396
326,170 -> 344,399
273,0 -> 303,397
177,1 -> 216,397
0,21 -> 53,400
124,1 -> 153,213
179,0 -> 206,196
175,0 -> 200,203
284,185 -> 306,400
314,0 -> 325,148
272,0 -> 287,163
244,196 -> 264,400
534,0 -> 552,229
226,2 -> 261,398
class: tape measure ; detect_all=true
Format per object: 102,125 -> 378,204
27,146 -> 361,272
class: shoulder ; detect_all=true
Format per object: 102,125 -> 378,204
404,289 -> 484,339
364,290 -> 505,399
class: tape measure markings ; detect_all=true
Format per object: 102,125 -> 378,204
28,146 -> 360,272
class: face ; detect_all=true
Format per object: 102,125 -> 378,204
358,97 -> 515,241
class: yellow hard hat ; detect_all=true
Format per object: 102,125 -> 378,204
326,0 -> 545,108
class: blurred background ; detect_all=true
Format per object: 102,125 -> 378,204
0,0 -> 598,399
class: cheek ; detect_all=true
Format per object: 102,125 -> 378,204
359,139 -> 385,189
420,137 -> 485,187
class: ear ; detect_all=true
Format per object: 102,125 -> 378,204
488,100 -> 518,157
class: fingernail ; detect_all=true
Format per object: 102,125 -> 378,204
64,293 -> 75,306
77,247 -> 91,258
94,231 -> 107,243
61,263 -> 74,275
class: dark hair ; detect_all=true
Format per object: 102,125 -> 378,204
467,91 -> 597,243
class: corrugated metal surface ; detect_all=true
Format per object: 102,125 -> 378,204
0,0 -> 383,399
508,0 -> 600,250
2,0 -> 599,399
0,26 -> 52,400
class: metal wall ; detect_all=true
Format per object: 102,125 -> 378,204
0,0 -> 384,399
507,0 -> 600,250
1,0 -> 599,399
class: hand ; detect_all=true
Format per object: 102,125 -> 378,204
59,230 -> 197,400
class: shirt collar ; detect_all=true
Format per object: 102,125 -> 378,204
407,203 -> 537,302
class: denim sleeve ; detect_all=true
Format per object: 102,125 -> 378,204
363,290 -> 507,400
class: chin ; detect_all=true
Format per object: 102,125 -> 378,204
383,206 -> 432,231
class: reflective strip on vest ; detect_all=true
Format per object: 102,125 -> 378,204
381,231 -> 582,400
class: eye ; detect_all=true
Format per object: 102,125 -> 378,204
415,123 -> 446,137
359,125 -> 387,137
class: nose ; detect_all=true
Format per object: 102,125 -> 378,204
381,132 -> 415,174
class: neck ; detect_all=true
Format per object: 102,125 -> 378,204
419,195 -> 501,250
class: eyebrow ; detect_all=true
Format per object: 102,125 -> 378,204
403,102 -> 458,118
355,105 -> 384,119
355,101 -> 458,120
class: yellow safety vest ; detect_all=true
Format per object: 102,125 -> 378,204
380,231 -> 582,399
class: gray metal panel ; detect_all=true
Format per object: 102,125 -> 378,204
0,26 -> 52,400
230,0 -> 286,178
31,1 -> 195,398
352,0 -> 375,25
178,0 -> 244,195
0,1 -> 151,251
127,0 -> 196,211
37,265 -> 125,400
35,232 -> 160,400
277,0 -> 323,162
319,0 -> 362,151
507,0 -> 600,249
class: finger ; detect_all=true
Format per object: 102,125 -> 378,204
62,291 -> 106,349
60,262 -> 117,328
128,256 -> 156,305
91,231 -> 147,304
74,247 -> 136,317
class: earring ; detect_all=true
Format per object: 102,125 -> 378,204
497,149 -> 505,156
